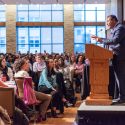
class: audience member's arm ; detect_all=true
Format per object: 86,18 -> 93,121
39,68 -> 55,90
8,67 -> 14,81
0,80 -> 8,87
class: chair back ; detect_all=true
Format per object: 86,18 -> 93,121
0,87 -> 15,117
15,77 -> 24,98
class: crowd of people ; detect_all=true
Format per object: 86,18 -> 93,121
0,52 -> 86,124
0,14 -> 124,124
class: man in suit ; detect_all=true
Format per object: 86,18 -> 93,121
91,15 -> 125,104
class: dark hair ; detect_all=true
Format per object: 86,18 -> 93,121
35,54 -> 45,60
0,58 -> 7,69
0,58 -> 9,80
0,58 -> 4,69
58,57 -> 65,67
45,59 -> 55,77
13,58 -> 26,73
107,15 -> 118,22
76,54 -> 85,64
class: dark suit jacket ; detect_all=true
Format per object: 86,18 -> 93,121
103,23 -> 125,60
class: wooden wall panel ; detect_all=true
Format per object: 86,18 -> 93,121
16,22 -> 64,26
0,22 -> 5,26
74,22 -> 105,26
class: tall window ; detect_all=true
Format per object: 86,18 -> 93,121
0,5 -> 6,53
0,27 -> 6,53
17,4 -> 63,22
17,27 -> 64,54
0,5 -> 5,22
17,4 -> 64,54
74,4 -> 105,53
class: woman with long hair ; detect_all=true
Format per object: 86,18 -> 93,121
0,57 -> 13,82
13,58 -> 51,122
38,58 -> 68,118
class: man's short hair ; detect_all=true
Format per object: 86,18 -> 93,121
107,15 -> 118,22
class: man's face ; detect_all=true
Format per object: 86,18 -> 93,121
106,17 -> 117,29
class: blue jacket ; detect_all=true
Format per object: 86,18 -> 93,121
103,23 -> 125,60
38,68 -> 57,89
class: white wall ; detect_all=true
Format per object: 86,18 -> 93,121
110,0 -> 118,16
123,0 -> 125,20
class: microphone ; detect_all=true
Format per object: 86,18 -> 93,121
87,30 -> 92,44
97,29 -> 103,34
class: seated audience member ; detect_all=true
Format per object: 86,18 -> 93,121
69,54 -> 77,83
74,55 -> 85,93
53,58 -> 60,73
64,54 -> 70,66
33,54 -> 46,73
0,58 -> 14,82
53,58 -> 75,106
24,56 -> 33,71
13,58 -> 51,122
0,79 -> 31,124
33,54 -> 46,90
58,57 -> 76,106
5,54 -> 14,69
38,58 -> 70,117
58,57 -> 70,80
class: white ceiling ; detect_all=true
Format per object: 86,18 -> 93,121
0,0 -> 111,4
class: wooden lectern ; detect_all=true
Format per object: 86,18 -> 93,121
85,44 -> 113,105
